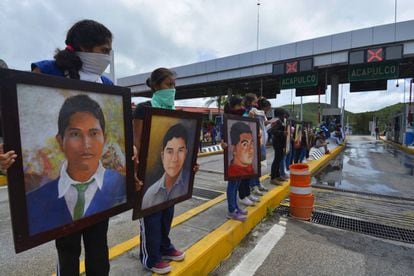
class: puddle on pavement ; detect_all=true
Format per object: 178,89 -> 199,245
312,140 -> 414,198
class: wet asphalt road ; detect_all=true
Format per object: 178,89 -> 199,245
212,211 -> 414,276
314,136 -> 414,198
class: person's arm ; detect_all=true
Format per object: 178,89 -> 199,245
132,118 -> 144,191
0,144 -> 17,172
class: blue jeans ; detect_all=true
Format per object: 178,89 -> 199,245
299,146 -> 307,163
227,180 -> 241,213
249,177 -> 260,188
285,150 -> 293,171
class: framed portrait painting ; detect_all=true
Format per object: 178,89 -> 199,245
133,108 -> 202,219
0,69 -> 134,253
223,114 -> 261,181
294,122 -> 303,149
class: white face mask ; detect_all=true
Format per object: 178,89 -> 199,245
76,51 -> 111,78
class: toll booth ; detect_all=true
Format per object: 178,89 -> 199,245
391,111 -> 404,144
403,104 -> 414,146
322,108 -> 342,131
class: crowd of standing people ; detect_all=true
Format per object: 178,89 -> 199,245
0,18 -> 339,275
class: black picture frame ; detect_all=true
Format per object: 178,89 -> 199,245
0,69 -> 134,253
132,108 -> 202,219
223,114 -> 261,181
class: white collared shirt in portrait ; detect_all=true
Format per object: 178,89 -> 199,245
57,160 -> 106,219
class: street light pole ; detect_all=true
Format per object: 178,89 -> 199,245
256,1 -> 260,50
394,0 -> 397,23
394,0 -> 398,41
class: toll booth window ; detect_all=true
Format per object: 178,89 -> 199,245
272,63 -> 284,75
367,48 -> 383,62
299,59 -> 313,72
349,51 -> 364,64
386,45 -> 402,60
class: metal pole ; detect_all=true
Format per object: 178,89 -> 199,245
342,98 -> 345,128
394,0 -> 398,41
300,96 -> 303,121
394,0 -> 397,23
110,50 -> 115,84
260,78 -> 263,96
409,79 -> 412,127
403,79 -> 406,130
256,1 -> 260,50
340,83 -> 344,126
318,86 -> 321,124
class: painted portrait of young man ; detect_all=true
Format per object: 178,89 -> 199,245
141,123 -> 190,209
224,116 -> 260,180
24,94 -> 126,235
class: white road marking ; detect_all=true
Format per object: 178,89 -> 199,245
228,223 -> 286,276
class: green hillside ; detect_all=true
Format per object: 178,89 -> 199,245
277,102 -> 405,134
279,103 -> 352,126
347,103 -> 404,134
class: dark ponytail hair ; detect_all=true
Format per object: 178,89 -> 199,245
54,19 -> 112,79
257,97 -> 271,110
146,67 -> 175,92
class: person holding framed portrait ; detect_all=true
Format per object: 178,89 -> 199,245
133,68 -> 199,275
270,108 -> 289,185
220,96 -> 250,221
1,19 -> 121,276
31,20 -> 117,276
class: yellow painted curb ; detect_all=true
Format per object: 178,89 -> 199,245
380,137 -> 414,155
167,145 -> 346,276
0,175 -> 7,186
197,150 -> 224,157
168,182 -> 290,276
52,194 -> 227,276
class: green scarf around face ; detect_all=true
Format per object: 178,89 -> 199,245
151,88 -> 176,110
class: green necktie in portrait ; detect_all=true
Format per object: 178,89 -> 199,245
72,179 -> 95,220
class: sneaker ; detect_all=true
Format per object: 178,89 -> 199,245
279,175 -> 289,181
252,186 -> 264,196
162,249 -> 185,261
248,195 -> 260,202
258,183 -> 268,192
237,208 -> 248,215
325,150 -> 330,154
270,178 -> 283,185
150,261 -> 171,274
227,210 -> 247,221
236,208 -> 248,216
240,197 -> 255,206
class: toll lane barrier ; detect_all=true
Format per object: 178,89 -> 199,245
380,137 -> 414,155
198,145 -> 223,157
289,163 -> 314,220
308,147 -> 324,160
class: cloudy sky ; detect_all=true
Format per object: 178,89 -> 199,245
1,0 -> 413,113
